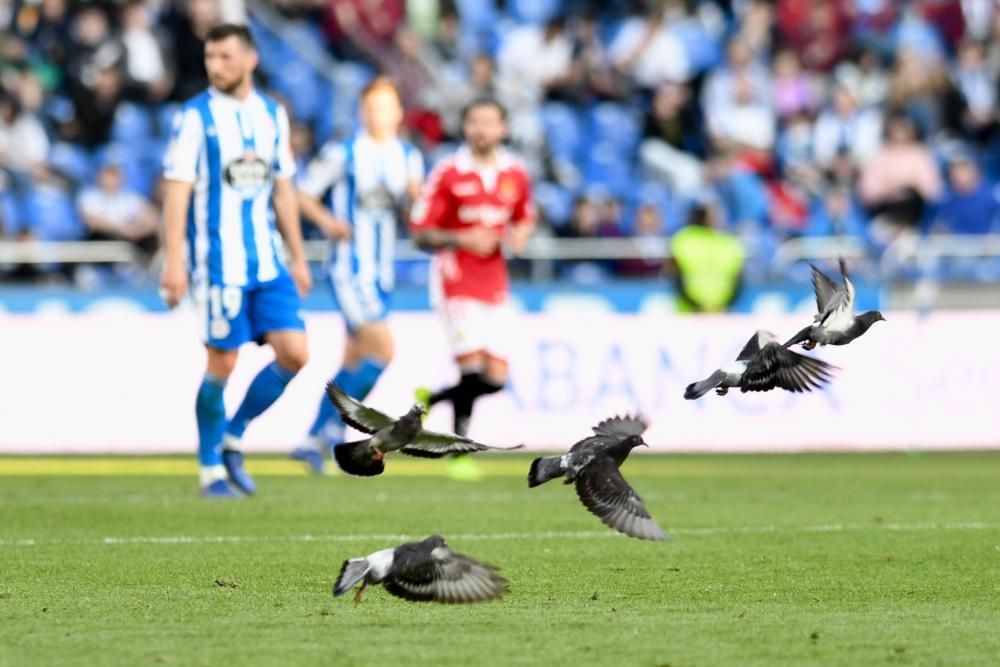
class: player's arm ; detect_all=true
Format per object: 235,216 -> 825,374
297,141 -> 351,240
504,172 -> 537,256
408,164 -> 497,257
272,105 -> 312,295
158,107 -> 201,307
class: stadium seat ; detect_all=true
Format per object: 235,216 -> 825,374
0,188 -> 26,236
587,103 -> 641,159
508,0 -> 561,24
47,143 -> 93,185
533,181 -> 575,229
111,103 -> 154,143
583,143 -> 633,198
157,103 -> 181,136
26,184 -> 84,241
541,102 -> 582,160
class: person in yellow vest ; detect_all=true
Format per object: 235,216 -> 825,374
666,201 -> 746,312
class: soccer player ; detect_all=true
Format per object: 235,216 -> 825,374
160,24 -> 312,497
288,76 -> 424,473
409,97 -> 535,480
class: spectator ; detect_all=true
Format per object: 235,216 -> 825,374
666,200 -> 745,312
701,36 -> 770,135
0,91 -> 49,176
951,38 -> 997,144
609,0 -> 691,92
806,185 -> 867,238
770,49 -> 820,120
859,111 -> 942,238
120,0 -> 173,104
77,161 -> 158,259
162,0 -> 219,102
812,79 -> 883,170
886,47 -> 950,134
617,201 -> 666,277
935,153 -> 999,235
638,82 -> 706,197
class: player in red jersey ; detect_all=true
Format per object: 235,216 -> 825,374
409,98 -> 535,477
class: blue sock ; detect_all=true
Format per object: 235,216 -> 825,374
226,361 -> 296,439
308,358 -> 385,438
196,374 -> 227,467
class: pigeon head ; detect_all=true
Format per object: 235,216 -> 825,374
407,403 -> 427,418
624,434 -> 647,449
858,310 -> 886,329
423,534 -> 447,549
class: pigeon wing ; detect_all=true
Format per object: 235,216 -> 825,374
383,545 -> 508,603
735,331 -> 765,361
740,342 -> 836,393
332,558 -> 371,597
591,414 -> 648,439
324,382 -> 395,434
401,430 -> 524,459
809,262 -> 841,314
574,456 -> 668,541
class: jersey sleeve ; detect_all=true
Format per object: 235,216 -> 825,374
273,104 -> 296,180
406,145 -> 425,184
409,160 -> 451,231
162,106 -> 203,183
297,142 -> 347,198
511,168 -> 536,225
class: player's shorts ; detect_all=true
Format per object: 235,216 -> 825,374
327,236 -> 393,333
194,271 -> 305,350
436,296 -> 514,360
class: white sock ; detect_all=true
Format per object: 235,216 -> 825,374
199,464 -> 227,487
222,433 -> 241,452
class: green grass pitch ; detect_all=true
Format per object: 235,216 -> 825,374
2,452 -> 999,666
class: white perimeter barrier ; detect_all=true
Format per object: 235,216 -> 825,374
1,310 -> 998,453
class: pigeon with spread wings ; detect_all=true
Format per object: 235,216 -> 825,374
527,415 -> 667,541
333,535 -> 509,605
785,257 -> 885,350
684,330 -> 836,399
324,382 -> 523,476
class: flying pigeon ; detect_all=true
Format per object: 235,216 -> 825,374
527,415 -> 667,541
784,257 -> 885,350
324,382 -> 523,476
684,330 -> 836,399
332,534 -> 509,605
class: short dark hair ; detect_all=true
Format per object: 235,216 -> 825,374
205,23 -> 255,49
461,97 -> 507,122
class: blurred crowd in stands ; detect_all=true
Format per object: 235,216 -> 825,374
1,0 -> 1000,288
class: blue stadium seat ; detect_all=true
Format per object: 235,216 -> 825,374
587,103 -> 640,158
26,184 -> 83,241
508,0 -> 561,24
157,103 -> 181,136
47,143 -> 93,185
273,61 -> 324,123
541,102 -> 582,160
0,188 -> 26,236
583,143 -> 633,197
455,0 -> 499,30
533,181 -> 575,228
112,103 -> 154,143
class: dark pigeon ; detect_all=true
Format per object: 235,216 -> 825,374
785,257 -> 885,350
325,382 -> 523,476
332,534 -> 509,605
685,330 -> 836,399
528,415 -> 667,541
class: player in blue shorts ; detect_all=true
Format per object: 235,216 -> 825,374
160,24 -> 312,497
288,76 -> 424,473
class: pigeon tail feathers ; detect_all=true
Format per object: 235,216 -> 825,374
332,439 -> 385,477
528,455 -> 565,487
684,370 -> 727,400
333,558 -> 371,597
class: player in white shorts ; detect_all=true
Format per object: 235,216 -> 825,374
409,97 -> 535,478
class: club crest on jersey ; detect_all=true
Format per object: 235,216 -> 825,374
498,175 -> 519,202
224,151 -> 270,198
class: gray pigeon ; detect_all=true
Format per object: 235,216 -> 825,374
325,382 -> 523,476
332,534 -> 509,605
528,415 -> 667,541
685,330 -> 836,399
785,258 -> 885,350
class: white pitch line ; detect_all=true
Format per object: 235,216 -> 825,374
1,522 -> 998,548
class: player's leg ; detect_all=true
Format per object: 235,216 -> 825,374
197,345 -> 241,497
221,274 -> 308,492
293,263 -> 393,471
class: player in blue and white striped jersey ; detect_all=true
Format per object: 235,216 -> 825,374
288,77 -> 424,473
160,24 -> 312,497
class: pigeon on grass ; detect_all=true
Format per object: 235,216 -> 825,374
685,330 -> 836,399
785,257 -> 885,350
325,382 -> 523,476
332,535 -> 509,605
528,415 -> 667,541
